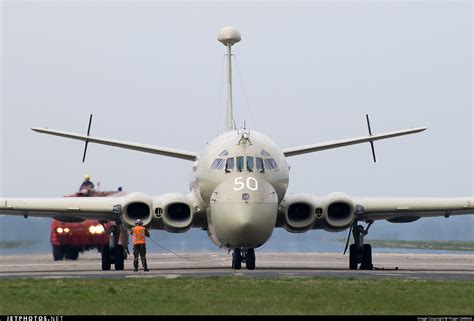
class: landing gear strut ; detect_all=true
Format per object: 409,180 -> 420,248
232,248 -> 256,270
101,223 -> 126,271
349,221 -> 373,270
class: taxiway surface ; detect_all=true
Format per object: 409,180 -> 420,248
0,252 -> 472,280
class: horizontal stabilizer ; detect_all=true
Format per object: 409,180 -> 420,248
283,127 -> 426,157
31,128 -> 198,161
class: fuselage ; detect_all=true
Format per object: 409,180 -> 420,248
190,129 -> 290,249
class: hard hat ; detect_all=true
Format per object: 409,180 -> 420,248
84,175 -> 91,180
135,219 -> 143,225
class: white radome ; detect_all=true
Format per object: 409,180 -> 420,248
218,26 -> 241,46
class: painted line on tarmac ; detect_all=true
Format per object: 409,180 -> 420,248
375,273 -> 401,277
125,274 -> 182,279
35,276 -> 84,279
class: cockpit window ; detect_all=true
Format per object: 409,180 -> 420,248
256,157 -> 264,172
261,150 -> 272,157
225,158 -> 234,172
246,156 -> 254,172
236,156 -> 244,172
218,149 -> 229,157
211,154 -> 278,172
211,158 -> 224,170
266,158 -> 279,170
263,159 -> 271,170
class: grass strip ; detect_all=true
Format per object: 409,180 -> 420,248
0,277 -> 472,315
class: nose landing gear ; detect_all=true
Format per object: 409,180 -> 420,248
232,248 -> 256,270
232,249 -> 242,270
245,249 -> 256,270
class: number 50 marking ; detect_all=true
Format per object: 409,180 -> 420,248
234,177 -> 258,191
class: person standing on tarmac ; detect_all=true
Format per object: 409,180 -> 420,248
131,219 -> 150,272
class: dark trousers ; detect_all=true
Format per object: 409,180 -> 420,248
133,244 -> 148,270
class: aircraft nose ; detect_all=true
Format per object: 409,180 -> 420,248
209,177 -> 278,248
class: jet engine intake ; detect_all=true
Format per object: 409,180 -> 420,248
158,193 -> 194,232
325,192 -> 356,231
121,192 -> 153,227
282,194 -> 318,232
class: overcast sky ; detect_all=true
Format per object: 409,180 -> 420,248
1,1 -> 472,253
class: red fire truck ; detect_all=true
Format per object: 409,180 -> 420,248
50,189 -> 129,270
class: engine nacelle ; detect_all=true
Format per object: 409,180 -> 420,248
155,193 -> 194,233
281,194 -> 322,233
281,193 -> 356,233
121,192 -> 153,228
324,192 -> 356,231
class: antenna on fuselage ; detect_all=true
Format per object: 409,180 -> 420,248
218,26 -> 241,132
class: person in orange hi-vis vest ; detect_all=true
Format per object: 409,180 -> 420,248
131,219 -> 150,272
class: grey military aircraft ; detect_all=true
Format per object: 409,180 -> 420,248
1,27 -> 473,270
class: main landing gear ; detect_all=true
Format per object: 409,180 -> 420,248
232,248 -> 256,270
347,221 -> 374,270
101,223 -> 125,271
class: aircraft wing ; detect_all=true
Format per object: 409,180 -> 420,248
283,127 -> 426,157
353,197 -> 474,222
31,127 -> 198,161
278,193 -> 474,231
0,192 -> 205,230
0,197 -> 122,221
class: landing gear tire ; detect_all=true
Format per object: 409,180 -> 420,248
360,244 -> 373,270
114,245 -> 125,271
349,244 -> 358,270
65,247 -> 79,260
246,249 -> 255,270
101,245 -> 111,271
52,245 -> 65,261
232,249 -> 242,270
347,221 -> 374,270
